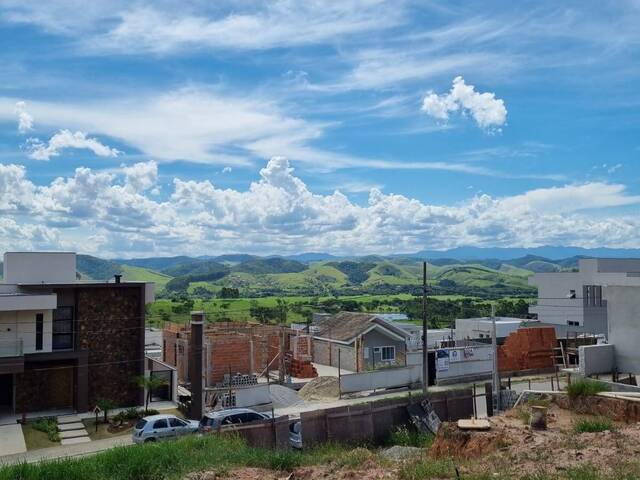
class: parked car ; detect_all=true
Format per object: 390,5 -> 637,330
199,408 -> 271,433
289,420 -> 302,449
132,414 -> 200,443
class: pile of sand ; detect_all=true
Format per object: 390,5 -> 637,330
298,376 -> 340,401
268,384 -> 305,408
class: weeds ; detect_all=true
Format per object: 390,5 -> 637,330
515,407 -> 531,425
0,433 -> 352,480
398,457 -> 457,479
566,378 -> 609,399
574,417 -> 614,433
388,424 -> 434,448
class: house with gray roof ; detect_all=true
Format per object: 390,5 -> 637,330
311,312 -> 410,372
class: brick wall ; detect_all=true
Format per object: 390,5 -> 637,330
163,322 -> 293,384
498,327 -> 557,373
77,286 -> 144,408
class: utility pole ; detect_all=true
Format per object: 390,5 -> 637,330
422,261 -> 428,395
491,303 -> 501,411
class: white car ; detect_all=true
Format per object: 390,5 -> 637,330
132,414 -> 200,443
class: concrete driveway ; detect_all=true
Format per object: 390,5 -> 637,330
0,424 -> 26,456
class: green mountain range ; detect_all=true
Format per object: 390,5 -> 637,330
66,252 -> 592,298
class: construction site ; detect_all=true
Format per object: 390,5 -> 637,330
163,321 -> 318,388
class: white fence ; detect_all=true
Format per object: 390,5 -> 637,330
207,383 -> 272,408
339,365 -> 422,394
406,345 -> 493,385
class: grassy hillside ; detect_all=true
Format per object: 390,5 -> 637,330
120,265 -> 172,292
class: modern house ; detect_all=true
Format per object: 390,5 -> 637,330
455,317 -> 524,343
312,312 -> 410,372
528,258 -> 640,337
0,252 -> 155,417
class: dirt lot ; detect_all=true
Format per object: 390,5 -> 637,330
431,395 -> 640,478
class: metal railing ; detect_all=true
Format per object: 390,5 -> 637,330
0,339 -> 23,358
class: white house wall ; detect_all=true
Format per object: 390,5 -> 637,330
0,309 -> 53,354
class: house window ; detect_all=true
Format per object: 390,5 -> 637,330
569,290 -> 576,299
380,346 -> 395,361
35,313 -> 43,351
567,320 -> 580,327
52,306 -> 73,350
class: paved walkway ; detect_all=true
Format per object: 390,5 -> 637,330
0,424 -> 26,456
57,415 -> 91,446
0,435 -> 132,466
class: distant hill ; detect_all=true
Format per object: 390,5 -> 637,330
233,257 -> 307,275
116,256 -> 195,271
283,252 -> 338,262
413,246 -> 640,260
77,255 -> 122,280
213,254 -> 258,265
36,246 -> 639,299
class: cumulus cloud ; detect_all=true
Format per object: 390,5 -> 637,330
122,161 -> 158,193
14,101 -> 34,133
421,76 -> 507,131
26,129 -> 121,161
1,157 -> 639,256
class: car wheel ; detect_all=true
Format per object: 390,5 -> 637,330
144,437 -> 156,443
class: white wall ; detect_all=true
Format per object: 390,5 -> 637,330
0,309 -> 53,354
604,286 -> 640,373
529,259 -> 640,335
455,318 -> 520,340
3,252 -> 77,284
340,365 -> 422,393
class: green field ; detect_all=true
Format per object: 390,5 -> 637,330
147,293 -> 420,326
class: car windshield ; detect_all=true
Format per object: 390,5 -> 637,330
135,419 -> 147,430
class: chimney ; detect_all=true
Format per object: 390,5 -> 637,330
189,311 -> 205,420
114,274 -> 122,284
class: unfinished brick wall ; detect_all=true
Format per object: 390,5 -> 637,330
498,327 -> 557,373
163,322 -> 293,385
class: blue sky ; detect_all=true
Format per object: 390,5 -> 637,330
1,1 -> 640,257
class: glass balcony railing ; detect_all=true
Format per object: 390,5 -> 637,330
0,339 -> 23,358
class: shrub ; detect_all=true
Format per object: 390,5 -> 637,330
566,378 -> 609,399
31,417 -> 60,442
388,425 -> 434,448
123,407 -> 143,420
574,417 -> 614,433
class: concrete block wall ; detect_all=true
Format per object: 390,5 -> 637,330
579,344 -> 615,376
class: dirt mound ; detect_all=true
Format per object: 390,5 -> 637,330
430,423 -> 502,460
299,376 -> 340,401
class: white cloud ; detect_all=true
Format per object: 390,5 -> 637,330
26,129 -> 121,161
0,1 -> 405,53
1,157 -> 639,256
221,167 -> 232,173
421,76 -> 507,131
122,161 -> 157,193
14,101 -> 34,133
0,92 -> 533,177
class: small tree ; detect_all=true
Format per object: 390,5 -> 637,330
134,375 -> 168,413
96,398 -> 117,423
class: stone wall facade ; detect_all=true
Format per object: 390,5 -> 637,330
76,286 -> 144,408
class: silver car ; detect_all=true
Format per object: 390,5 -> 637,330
132,414 -> 200,443
199,408 -> 271,433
